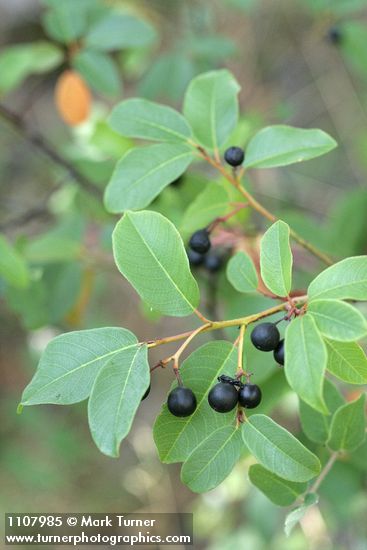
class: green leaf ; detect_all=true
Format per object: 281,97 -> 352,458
242,414 -> 321,482
85,13 -> 156,51
104,144 -> 194,213
308,300 -> 367,342
308,256 -> 367,301
325,340 -> 367,384
244,125 -> 337,169
24,236 -> 81,264
260,220 -> 293,297
42,1 -> 87,43
299,379 -> 344,444
0,41 -> 63,94
183,70 -> 240,150
285,315 -> 328,413
138,53 -> 195,103
72,49 -> 121,96
327,394 -> 366,452
284,493 -> 319,537
226,251 -> 258,293
21,328 -> 139,406
112,211 -> 199,317
180,183 -> 229,237
0,235 -> 29,288
249,464 -> 307,506
153,341 -> 237,463
180,426 -> 242,492
109,98 -> 192,143
88,344 -> 149,457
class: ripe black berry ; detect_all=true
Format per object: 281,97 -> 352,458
208,381 -> 239,413
250,322 -> 280,352
167,386 -> 197,417
327,26 -> 342,45
273,339 -> 285,365
238,383 -> 262,409
204,253 -> 222,273
142,383 -> 151,400
189,229 -> 211,254
224,146 -> 245,167
187,249 -> 205,267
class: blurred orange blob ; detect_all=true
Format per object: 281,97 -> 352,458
55,70 -> 91,126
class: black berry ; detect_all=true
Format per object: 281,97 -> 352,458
238,383 -> 262,409
167,386 -> 197,417
142,383 -> 151,400
208,381 -> 238,413
189,229 -> 211,254
273,339 -> 285,365
327,26 -> 342,45
224,146 -> 245,167
250,322 -> 280,352
204,253 -> 222,273
187,249 -> 205,267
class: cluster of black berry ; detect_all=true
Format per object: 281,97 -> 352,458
166,374 -> 262,418
187,229 -> 223,273
251,321 -> 284,365
208,374 -> 262,412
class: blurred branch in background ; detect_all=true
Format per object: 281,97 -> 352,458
0,103 -> 102,200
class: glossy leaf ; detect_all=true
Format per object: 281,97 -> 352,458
153,341 -> 237,463
308,256 -> 367,301
325,340 -> 367,384
328,394 -> 366,452
260,220 -> 292,297
285,315 -> 328,413
308,300 -> 367,342
112,211 -> 199,317
21,328 -> 139,406
284,493 -> 319,537
85,13 -> 156,51
249,464 -> 307,506
299,379 -> 344,444
183,70 -> 240,150
180,183 -> 229,237
104,144 -> 194,213
88,344 -> 149,457
180,426 -> 242,492
242,414 -> 321,482
0,235 -> 29,288
244,125 -> 337,169
109,98 -> 192,143
72,49 -> 121,96
226,251 -> 258,293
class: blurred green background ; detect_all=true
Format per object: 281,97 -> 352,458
1,1 -> 367,548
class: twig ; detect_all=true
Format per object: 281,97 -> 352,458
195,146 -> 333,266
146,295 -> 307,350
309,451 -> 339,494
0,103 -> 102,200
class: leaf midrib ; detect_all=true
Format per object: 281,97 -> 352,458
22,342 -> 138,403
309,276 -> 367,301
244,418 -> 317,477
118,113 -> 190,141
246,142 -> 332,168
326,341 -> 367,383
186,427 -> 239,484
124,214 -> 196,312
121,149 -> 193,194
